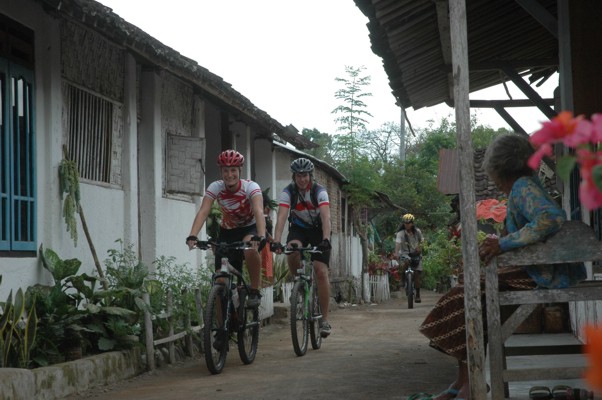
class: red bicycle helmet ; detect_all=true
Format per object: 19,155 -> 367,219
217,150 -> 245,167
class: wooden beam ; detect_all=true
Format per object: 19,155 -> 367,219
435,0 -> 455,105
442,58 -> 558,72
492,106 -> 527,134
449,1 -> 488,398
500,64 -> 557,119
470,99 -> 554,108
516,0 -> 558,39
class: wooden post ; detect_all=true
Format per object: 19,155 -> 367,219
167,290 -> 176,364
183,288 -> 194,357
195,288 -> 204,354
449,0 -> 488,398
143,292 -> 155,371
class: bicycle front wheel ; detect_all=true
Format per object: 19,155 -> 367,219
237,289 -> 259,364
290,280 -> 309,356
406,271 -> 414,309
309,282 -> 322,350
203,284 -> 228,374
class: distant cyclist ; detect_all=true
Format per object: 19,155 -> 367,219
273,158 -> 333,338
395,213 -> 425,303
186,149 -> 266,308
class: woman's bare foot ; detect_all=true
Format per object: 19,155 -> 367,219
455,384 -> 470,400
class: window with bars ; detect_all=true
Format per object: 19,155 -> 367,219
65,83 -> 113,183
0,61 -> 36,252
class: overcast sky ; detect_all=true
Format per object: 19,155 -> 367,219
96,0 -> 556,136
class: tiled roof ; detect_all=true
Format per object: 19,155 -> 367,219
37,0 -> 317,150
439,148 -> 557,201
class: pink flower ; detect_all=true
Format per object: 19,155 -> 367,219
566,119 -> 594,147
528,143 -> 553,170
529,111 -> 602,211
530,111 -> 579,145
577,148 -> 602,210
592,114 -> 602,143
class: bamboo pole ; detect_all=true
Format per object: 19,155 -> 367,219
62,145 -> 108,289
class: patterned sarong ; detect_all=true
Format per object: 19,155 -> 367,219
419,266 -> 536,361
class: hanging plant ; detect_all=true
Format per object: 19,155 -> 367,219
58,158 -> 81,246
58,145 -> 108,288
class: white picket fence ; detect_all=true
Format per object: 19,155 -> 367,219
258,286 -> 274,321
281,282 -> 294,304
369,273 -> 390,303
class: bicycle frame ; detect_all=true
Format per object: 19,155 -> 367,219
282,244 -> 323,356
401,255 -> 416,309
195,239 -> 260,374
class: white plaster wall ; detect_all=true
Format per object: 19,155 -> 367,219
154,197 -> 205,273
62,184 -> 127,274
0,1 -> 63,299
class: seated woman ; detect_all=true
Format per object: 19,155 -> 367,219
418,133 -> 586,400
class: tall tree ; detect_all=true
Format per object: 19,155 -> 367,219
331,66 -> 375,297
331,65 -> 373,135
332,65 -> 373,168
301,128 -> 334,164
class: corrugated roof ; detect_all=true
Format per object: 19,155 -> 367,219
353,0 -> 558,110
438,148 -> 505,201
438,147 -> 557,201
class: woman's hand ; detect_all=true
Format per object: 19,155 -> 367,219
479,237 -> 502,265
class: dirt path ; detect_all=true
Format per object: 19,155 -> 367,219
63,291 -> 457,400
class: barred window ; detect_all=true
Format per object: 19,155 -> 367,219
65,83 -> 113,183
0,63 -> 36,252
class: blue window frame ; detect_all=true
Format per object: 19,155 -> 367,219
0,60 -> 36,251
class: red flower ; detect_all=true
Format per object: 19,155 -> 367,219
584,325 -> 602,390
476,199 -> 507,223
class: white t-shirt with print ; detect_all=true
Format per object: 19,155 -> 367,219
205,179 -> 261,229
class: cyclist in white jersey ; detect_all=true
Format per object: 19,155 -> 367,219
186,150 -> 266,308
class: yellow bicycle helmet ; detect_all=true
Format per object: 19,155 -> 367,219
402,213 -> 415,223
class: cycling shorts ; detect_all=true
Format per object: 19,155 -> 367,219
216,224 -> 258,271
286,223 -> 330,266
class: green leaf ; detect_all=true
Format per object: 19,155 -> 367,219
101,306 -> 136,316
98,337 -> 116,351
59,258 -> 82,280
593,164 -> 602,192
134,296 -> 151,313
84,303 -> 101,314
556,155 -> 577,182
145,279 -> 162,295
23,305 -> 38,366
12,288 -> 24,325
40,246 -> 61,277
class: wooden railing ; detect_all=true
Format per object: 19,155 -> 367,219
485,221 -> 602,399
142,288 -> 203,371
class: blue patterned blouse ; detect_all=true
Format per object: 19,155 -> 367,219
499,176 -> 586,288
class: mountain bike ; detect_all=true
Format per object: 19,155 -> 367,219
195,239 -> 260,374
277,243 -> 323,356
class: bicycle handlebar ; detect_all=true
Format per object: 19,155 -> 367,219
272,243 -> 322,255
194,239 -> 253,251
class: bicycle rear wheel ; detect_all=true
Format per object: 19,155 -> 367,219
406,271 -> 414,309
203,284 -> 228,374
290,280 -> 309,356
237,289 -> 259,364
309,282 -> 322,350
